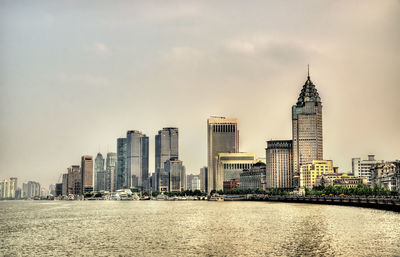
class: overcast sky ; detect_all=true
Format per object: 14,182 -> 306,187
1,0 -> 399,187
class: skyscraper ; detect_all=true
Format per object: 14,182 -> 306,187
115,138 -> 128,190
81,155 -> 94,194
266,140 -> 293,189
292,69 -> 323,187
164,158 -> 186,192
207,117 -> 239,193
155,127 -> 179,173
67,165 -> 80,195
200,167 -> 208,192
94,153 -> 105,191
126,130 -> 149,189
105,152 -> 117,192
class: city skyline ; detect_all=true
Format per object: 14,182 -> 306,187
1,1 -> 400,187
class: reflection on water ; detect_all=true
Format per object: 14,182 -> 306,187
0,201 -> 399,256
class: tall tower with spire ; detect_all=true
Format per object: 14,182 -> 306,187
292,66 -> 323,187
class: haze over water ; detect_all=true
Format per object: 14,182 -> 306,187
1,201 -> 399,256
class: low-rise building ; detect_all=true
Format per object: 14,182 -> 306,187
300,160 -> 334,189
352,155 -> 384,185
223,179 -> 240,191
239,162 -> 266,190
371,161 -> 400,193
315,173 -> 367,188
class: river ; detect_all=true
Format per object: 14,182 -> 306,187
0,201 -> 399,256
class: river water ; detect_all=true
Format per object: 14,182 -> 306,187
0,201 -> 399,256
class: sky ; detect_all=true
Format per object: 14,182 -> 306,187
1,0 -> 399,188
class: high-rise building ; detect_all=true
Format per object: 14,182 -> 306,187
215,152 -> 258,190
155,127 -> 179,173
266,140 -> 293,189
126,130 -> 149,189
81,155 -> 94,194
165,158 -> 186,192
207,117 -> 239,193
105,152 -> 117,192
62,173 -> 69,196
292,69 -> 323,187
299,160 -> 333,189
67,165 -> 80,195
352,155 -> 384,185
115,138 -> 128,190
186,174 -> 201,191
0,179 -> 16,199
94,153 -> 105,191
200,167 -> 208,192
23,181 -> 40,198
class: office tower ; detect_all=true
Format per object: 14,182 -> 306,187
55,183 -> 63,197
266,140 -> 293,189
126,130 -> 149,189
94,153 -> 105,191
207,117 -> 239,193
352,155 -> 384,185
67,165 -> 80,195
292,69 -> 323,187
105,152 -> 117,192
200,167 -> 208,192
81,155 -> 94,194
299,160 -> 333,189
165,158 -> 185,192
155,127 -> 179,173
215,152 -> 258,188
62,173 -> 69,196
23,181 -> 40,198
0,179 -> 16,199
115,138 -> 128,190
187,174 -> 201,191
10,177 -> 17,192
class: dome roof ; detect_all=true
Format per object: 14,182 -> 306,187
296,74 -> 321,106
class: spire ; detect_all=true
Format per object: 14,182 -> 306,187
296,66 -> 321,106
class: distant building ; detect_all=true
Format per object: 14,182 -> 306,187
215,152 -> 258,189
0,179 -> 16,199
23,181 -> 41,199
207,117 -> 239,193
155,128 -> 179,173
105,152 -> 117,192
352,155 -> 384,185
68,165 -> 80,195
239,162 -> 267,190
266,140 -> 293,189
186,174 -> 201,191
300,160 -> 333,189
126,130 -> 149,189
62,173 -> 69,196
315,173 -> 367,188
158,171 -> 170,192
55,183 -> 62,197
81,155 -> 94,194
115,137 -> 128,190
165,158 -> 186,192
223,179 -> 240,191
94,153 -> 105,191
200,167 -> 208,192
292,70 -> 323,187
371,161 -> 400,193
